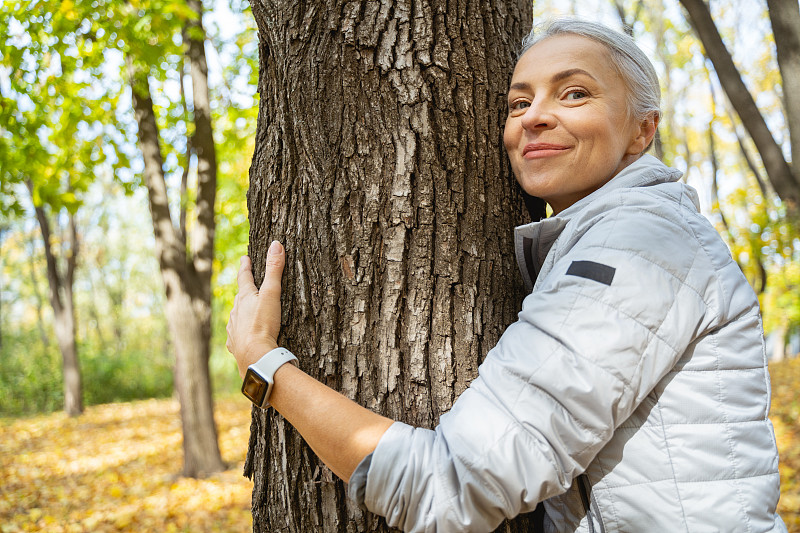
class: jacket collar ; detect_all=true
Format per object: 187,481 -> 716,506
514,155 -> 684,291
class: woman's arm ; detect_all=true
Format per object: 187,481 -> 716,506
269,365 -> 393,481
226,242 -> 393,482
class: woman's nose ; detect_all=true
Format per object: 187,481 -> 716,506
520,100 -> 555,130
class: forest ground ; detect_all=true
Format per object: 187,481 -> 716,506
1,358 -> 799,532
0,396 -> 252,532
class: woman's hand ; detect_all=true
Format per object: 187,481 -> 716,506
226,240 -> 286,378
226,240 -> 393,482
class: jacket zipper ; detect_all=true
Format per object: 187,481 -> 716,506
578,474 -> 606,533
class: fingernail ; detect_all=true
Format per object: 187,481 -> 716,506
268,240 -> 282,255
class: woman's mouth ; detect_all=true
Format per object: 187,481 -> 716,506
522,143 -> 570,159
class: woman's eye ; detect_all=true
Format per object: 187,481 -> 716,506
510,100 -> 531,112
565,90 -> 588,101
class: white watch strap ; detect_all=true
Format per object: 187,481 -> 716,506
249,347 -> 298,407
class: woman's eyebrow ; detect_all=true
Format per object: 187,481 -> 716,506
551,68 -> 597,83
509,68 -> 597,92
509,81 -> 530,91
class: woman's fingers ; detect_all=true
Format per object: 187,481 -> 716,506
226,247 -> 285,375
237,255 -> 257,296
258,241 -> 285,341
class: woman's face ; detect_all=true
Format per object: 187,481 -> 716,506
503,34 -> 653,214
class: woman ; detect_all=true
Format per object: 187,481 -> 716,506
227,19 -> 785,532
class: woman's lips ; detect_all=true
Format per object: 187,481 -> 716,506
522,142 -> 570,159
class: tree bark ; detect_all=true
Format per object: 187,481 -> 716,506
679,0 -> 800,207
27,184 -> 83,416
767,0 -> 800,174
245,0 -> 536,530
127,25 -> 225,475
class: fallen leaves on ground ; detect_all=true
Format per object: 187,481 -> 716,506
1,362 -> 799,532
0,396 -> 253,532
772,357 -> 800,532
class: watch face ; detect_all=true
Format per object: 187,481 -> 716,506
242,369 -> 268,406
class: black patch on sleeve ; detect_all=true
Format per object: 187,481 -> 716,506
566,260 -> 616,286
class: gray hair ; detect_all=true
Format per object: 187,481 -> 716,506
519,18 -> 661,122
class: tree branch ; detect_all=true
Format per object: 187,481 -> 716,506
179,55 -> 191,247
25,180 -> 63,316
66,211 -> 78,292
767,0 -> 800,172
126,56 -> 186,277
679,0 -> 800,207
707,102 -> 734,242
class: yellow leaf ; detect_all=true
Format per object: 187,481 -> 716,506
58,0 -> 77,20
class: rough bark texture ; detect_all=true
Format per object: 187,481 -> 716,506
27,183 -> 83,416
680,0 -> 800,207
245,1 -> 538,531
126,13 -> 225,477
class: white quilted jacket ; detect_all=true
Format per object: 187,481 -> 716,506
348,155 -> 785,532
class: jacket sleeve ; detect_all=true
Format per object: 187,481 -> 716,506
349,207 -> 720,532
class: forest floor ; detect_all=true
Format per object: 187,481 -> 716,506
771,356 -> 800,531
0,396 -> 253,532
1,358 -> 799,533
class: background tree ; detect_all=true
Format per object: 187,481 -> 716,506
124,0 -> 226,477
244,0 -> 541,530
0,0 -> 255,472
676,0 -> 800,357
0,5 -> 127,415
27,187 -> 82,416
679,0 -> 800,208
2,0 -> 799,528
534,0 -> 800,359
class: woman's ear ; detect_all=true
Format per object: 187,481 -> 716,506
628,112 -> 660,155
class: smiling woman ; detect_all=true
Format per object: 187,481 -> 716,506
226,18 -> 787,533
504,35 -> 656,214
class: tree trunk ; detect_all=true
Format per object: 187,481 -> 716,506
245,0 -> 536,530
24,228 -> 51,348
772,324 -> 787,362
54,296 -> 81,416
185,0 -> 217,295
127,36 -> 225,476
168,285 -> 222,477
679,0 -> 800,207
28,189 -> 83,416
766,0 -> 800,173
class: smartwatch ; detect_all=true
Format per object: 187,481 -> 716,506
241,347 -> 298,409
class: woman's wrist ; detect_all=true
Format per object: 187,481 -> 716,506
239,342 -> 279,378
